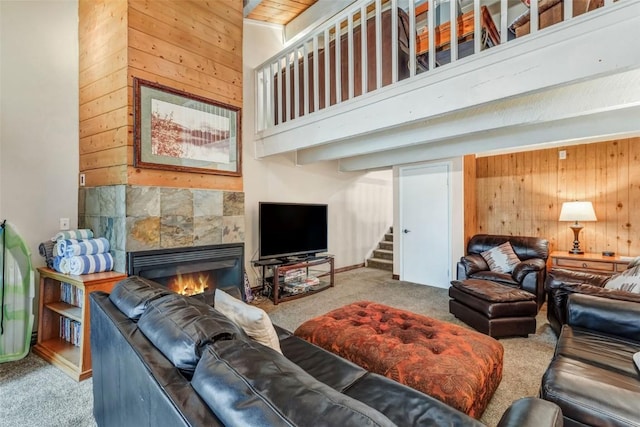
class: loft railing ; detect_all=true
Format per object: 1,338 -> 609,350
255,0 -> 614,132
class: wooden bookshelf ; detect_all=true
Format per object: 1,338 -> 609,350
33,268 -> 126,381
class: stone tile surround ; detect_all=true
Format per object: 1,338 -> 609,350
79,185 -> 244,273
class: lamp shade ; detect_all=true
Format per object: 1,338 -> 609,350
559,201 -> 597,222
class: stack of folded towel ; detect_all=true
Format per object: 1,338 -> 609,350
48,229 -> 114,275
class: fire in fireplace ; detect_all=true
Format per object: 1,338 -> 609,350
127,243 -> 244,300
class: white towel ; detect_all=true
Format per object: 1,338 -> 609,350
51,229 -> 94,242
64,238 -> 110,257
68,253 -> 114,275
56,239 -> 79,257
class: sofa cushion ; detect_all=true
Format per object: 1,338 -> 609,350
481,242 -> 520,274
108,276 -> 172,320
213,289 -> 282,354
541,355 -> 640,426
192,340 -> 396,427
138,293 -> 245,376
604,265 -> 640,294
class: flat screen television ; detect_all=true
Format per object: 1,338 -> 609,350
259,202 -> 328,260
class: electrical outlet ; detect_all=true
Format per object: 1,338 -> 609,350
79,173 -> 86,187
558,150 -> 567,160
59,218 -> 70,230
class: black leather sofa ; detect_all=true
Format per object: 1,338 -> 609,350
90,276 -> 563,427
457,234 -> 549,308
545,268 -> 640,334
540,293 -> 640,426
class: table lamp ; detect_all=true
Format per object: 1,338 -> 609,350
559,201 -> 597,254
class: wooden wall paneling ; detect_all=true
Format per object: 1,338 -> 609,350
127,7 -> 242,77
545,148 -> 559,251
83,166 -> 129,187
128,28 -> 242,90
475,156 -> 487,234
127,47 -> 241,106
582,143 -> 597,252
593,142 -> 606,252
629,141 -> 640,255
557,146 -> 569,250
463,154 -> 477,244
79,106 -> 129,140
127,167 -> 243,192
605,141 -> 618,253
80,146 -> 129,171
79,69 -> 129,106
617,139 -> 630,255
80,127 -> 129,156
80,86 -> 128,122
79,48 -> 128,89
185,0 -> 244,27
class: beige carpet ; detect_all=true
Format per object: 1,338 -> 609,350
256,267 -> 557,427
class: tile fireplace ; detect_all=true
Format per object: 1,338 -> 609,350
127,243 -> 244,300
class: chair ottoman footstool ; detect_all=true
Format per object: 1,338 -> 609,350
294,301 -> 503,419
449,279 -> 538,338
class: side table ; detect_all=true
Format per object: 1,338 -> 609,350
549,251 -> 632,276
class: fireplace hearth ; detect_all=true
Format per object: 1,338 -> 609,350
127,243 -> 244,300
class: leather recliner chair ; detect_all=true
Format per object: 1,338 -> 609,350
457,234 -> 550,308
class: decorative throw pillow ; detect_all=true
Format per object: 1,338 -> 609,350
214,289 -> 282,354
604,265 -> 640,294
481,242 -> 521,274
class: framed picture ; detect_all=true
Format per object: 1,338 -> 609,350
133,78 -> 241,176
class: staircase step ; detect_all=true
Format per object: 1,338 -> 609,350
373,248 -> 393,261
366,258 -> 393,271
379,241 -> 393,251
384,233 -> 393,242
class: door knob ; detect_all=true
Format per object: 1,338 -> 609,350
403,229 -> 410,233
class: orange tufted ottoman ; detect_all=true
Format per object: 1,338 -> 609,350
294,301 -> 503,419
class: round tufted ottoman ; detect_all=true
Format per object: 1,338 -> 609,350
294,301 -> 503,419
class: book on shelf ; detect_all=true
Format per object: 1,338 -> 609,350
60,282 -> 83,307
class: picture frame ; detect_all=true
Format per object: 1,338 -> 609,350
133,78 -> 241,176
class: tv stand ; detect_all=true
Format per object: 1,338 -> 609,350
253,255 -> 334,305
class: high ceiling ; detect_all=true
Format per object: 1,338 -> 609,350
244,0 -> 319,25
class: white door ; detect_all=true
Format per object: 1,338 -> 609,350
399,162 -> 450,288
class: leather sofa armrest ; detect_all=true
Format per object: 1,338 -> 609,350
567,293 -> 640,341
512,258 -> 545,283
497,397 -> 563,427
460,254 -> 488,276
546,268 -> 609,290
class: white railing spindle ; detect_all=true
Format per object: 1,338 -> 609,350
450,0 -> 458,62
285,53 -> 291,122
277,58 -> 283,124
375,0 -> 382,89
408,0 -> 416,78
391,0 -> 398,83
324,28 -> 330,109
500,0 -> 508,45
474,0 -> 481,54
361,4 -> 368,94
313,35 -> 319,113
530,0 -> 539,35
564,0 -> 573,21
303,43 -> 309,116
293,49 -> 300,119
348,13 -> 355,100
428,0 -> 435,71
335,21 -> 342,103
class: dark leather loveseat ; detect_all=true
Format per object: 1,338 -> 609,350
90,276 -> 563,427
457,234 -> 550,307
540,293 -> 640,426
545,268 -> 640,334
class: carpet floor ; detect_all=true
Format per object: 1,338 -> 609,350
0,267 -> 557,427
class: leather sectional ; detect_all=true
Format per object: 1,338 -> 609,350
90,276 -> 563,427
540,293 -> 640,426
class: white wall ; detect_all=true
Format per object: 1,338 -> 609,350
0,1 -> 79,268
243,20 -> 393,284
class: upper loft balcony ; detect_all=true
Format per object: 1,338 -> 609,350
252,0 -> 640,171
